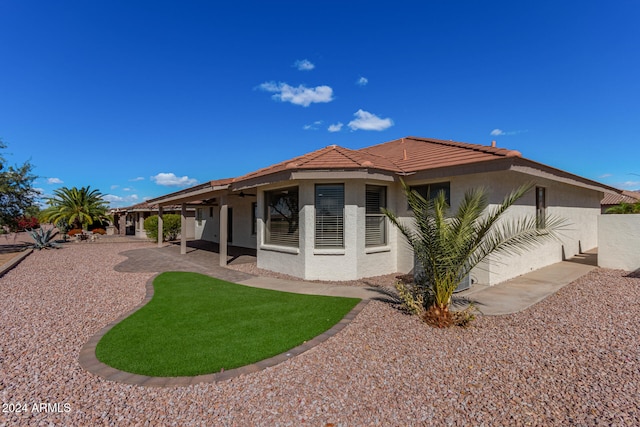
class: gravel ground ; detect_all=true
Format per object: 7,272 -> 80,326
1,243 -> 638,426
227,261 -> 403,288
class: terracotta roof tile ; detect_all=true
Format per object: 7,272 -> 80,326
234,136 -> 520,184
601,190 -> 640,205
358,136 -> 522,172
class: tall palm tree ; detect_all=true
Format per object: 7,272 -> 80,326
384,180 -> 567,326
41,186 -> 111,230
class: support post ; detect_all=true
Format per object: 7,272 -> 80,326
180,203 -> 187,255
219,202 -> 228,266
157,206 -> 164,247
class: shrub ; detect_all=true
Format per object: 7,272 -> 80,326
91,228 -> 106,235
68,228 -> 83,236
17,216 -> 40,231
144,214 -> 182,241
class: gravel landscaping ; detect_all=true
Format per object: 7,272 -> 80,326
1,243 -> 638,426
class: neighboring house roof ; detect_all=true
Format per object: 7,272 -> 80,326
148,136 -> 620,205
601,190 -> 640,206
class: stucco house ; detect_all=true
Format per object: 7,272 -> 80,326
148,136 -> 619,285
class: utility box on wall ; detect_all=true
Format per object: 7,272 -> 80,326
598,214 -> 640,272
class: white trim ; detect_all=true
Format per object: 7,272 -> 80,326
313,248 -> 346,255
260,244 -> 300,255
365,245 -> 391,254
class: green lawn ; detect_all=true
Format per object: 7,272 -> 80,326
95,271 -> 360,377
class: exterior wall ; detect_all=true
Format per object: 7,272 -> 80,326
599,214 -> 640,271
255,170 -> 601,283
396,170 -> 601,286
194,198 -> 257,249
257,179 -> 398,281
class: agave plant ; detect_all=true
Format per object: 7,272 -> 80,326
27,226 -> 61,250
384,180 -> 567,327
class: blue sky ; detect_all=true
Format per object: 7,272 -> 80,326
1,1 -> 639,208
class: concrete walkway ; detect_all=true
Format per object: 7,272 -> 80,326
115,242 -> 598,315
453,251 -> 598,315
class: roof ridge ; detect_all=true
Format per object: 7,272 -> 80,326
406,136 -> 522,157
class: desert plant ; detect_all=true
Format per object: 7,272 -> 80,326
27,226 -> 60,250
91,228 -> 106,235
384,180 -> 567,327
144,214 -> 182,241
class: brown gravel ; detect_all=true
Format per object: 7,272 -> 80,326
1,243 -> 639,426
227,261 -> 403,288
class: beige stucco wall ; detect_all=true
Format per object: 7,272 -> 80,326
396,170 -> 601,286
254,170 -> 602,283
598,214 -> 640,271
257,179 -> 399,281
194,198 -> 256,249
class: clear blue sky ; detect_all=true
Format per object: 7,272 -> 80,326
1,1 -> 639,207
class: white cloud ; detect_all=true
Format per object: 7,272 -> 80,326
129,176 -> 144,182
151,172 -> 198,187
490,128 -> 528,136
348,109 -> 394,131
110,185 -> 119,190
328,122 -> 343,133
47,177 -> 63,184
599,173 -> 613,179
102,194 -> 139,204
356,76 -> 368,86
620,181 -> 640,189
293,59 -> 315,71
258,82 -> 334,107
303,120 -> 323,131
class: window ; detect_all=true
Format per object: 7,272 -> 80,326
196,208 -> 203,226
264,187 -> 299,247
315,184 -> 344,248
251,202 -> 257,235
536,186 -> 546,229
366,185 -> 387,247
410,182 -> 451,206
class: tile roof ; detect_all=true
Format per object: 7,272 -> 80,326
601,190 -> 640,205
234,136 -> 521,183
358,136 -> 522,173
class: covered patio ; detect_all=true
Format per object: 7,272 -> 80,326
147,178 -> 257,268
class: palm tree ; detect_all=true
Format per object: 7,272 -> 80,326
41,186 -> 111,230
384,180 -> 567,327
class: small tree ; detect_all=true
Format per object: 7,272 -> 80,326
384,180 -> 567,327
0,140 -> 38,231
605,201 -> 640,214
144,214 -> 181,241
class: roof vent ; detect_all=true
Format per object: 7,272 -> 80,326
491,140 -> 497,148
